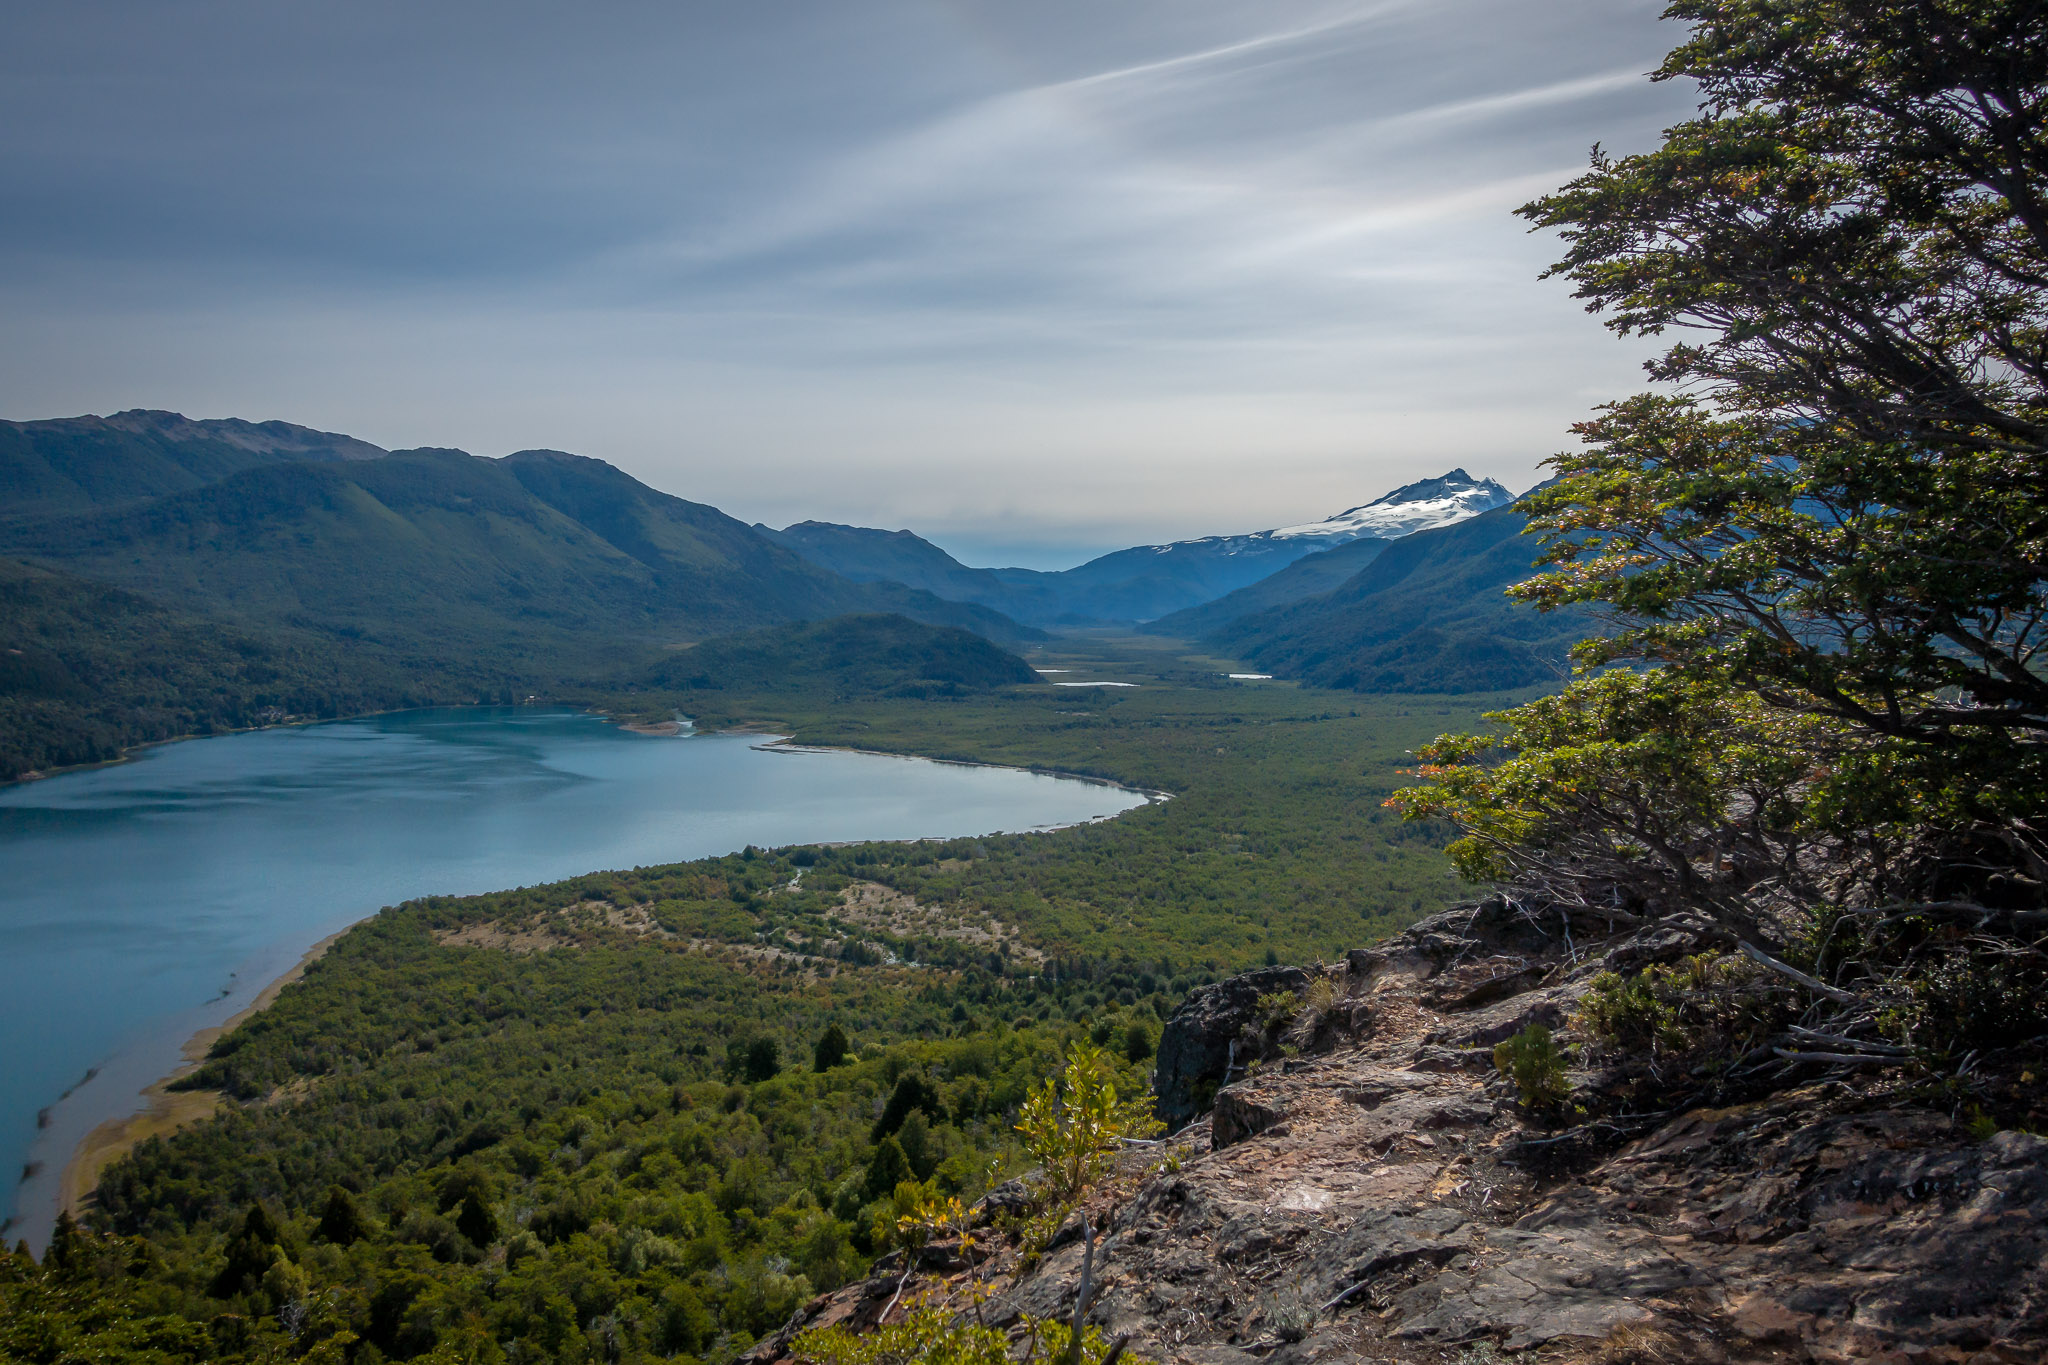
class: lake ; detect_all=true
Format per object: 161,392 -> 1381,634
0,707 -> 1148,1245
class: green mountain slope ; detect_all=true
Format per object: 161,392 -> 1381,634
1207,504 -> 1590,692
757,522 -> 1039,609
1144,534 -> 1393,638
0,448 -> 1036,681
644,614 -> 1040,699
0,409 -> 386,521
0,558 -> 443,779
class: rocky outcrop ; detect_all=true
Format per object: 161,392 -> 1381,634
1152,965 -> 1308,1132
754,900 -> 2048,1363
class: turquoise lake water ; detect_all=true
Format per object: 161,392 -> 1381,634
0,708 -> 1147,1246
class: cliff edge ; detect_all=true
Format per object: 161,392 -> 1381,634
754,898 -> 2047,1363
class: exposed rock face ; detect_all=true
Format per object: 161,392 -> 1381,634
1153,965 -> 1308,1132
1208,1086 -> 1288,1149
753,900 -> 2048,1363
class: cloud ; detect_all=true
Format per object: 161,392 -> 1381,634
0,0 -> 1698,562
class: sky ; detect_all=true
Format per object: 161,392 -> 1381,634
0,1 -> 1696,568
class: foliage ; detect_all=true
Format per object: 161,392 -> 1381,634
1493,1024 -> 1572,1111
1401,0 -> 2048,1091
605,651 -> 1488,967
9,645 -> 1488,1362
1014,1042 -> 1163,1210
1507,0 -> 2048,849
1400,0 -> 2047,930
1576,955 -> 1787,1066
793,1304 -> 1131,1365
795,1304 -> 1013,1365
815,1023 -> 852,1071
1391,670 -> 1858,932
643,615 -> 1039,699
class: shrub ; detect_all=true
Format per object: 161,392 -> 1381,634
1576,954 -> 1785,1069
795,1305 -> 1130,1365
1015,1042 -> 1163,1209
1493,1024 -> 1570,1112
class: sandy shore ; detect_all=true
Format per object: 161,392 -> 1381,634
58,929 -> 345,1219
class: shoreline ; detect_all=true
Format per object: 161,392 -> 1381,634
2,702 -> 503,791
57,929 -> 345,1222
7,701 -> 710,789
753,737 -> 1174,805
29,715 -> 1162,1236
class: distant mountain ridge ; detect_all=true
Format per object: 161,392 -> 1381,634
1205,500 -> 1591,692
0,409 -> 388,521
765,469 -> 1514,626
1143,534 -> 1396,639
1263,470 -> 1514,544
0,431 -> 1041,679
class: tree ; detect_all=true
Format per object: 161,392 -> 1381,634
455,1190 -> 497,1248
744,1036 -> 780,1083
1014,1042 -> 1162,1209
1398,0 -> 2048,1056
862,1137 -> 912,1204
316,1185 -> 368,1245
1512,0 -> 2047,778
814,1022 -> 851,1071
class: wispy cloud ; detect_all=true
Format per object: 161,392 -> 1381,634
0,0 -> 1698,558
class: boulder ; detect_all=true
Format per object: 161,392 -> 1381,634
1152,965 -> 1308,1132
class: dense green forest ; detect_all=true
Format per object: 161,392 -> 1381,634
0,591 -> 1042,784
0,558 -> 459,779
641,617 -> 1038,700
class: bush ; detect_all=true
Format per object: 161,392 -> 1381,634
1493,1024 -> 1570,1112
1576,954 -> 1785,1068
1014,1042 -> 1163,1209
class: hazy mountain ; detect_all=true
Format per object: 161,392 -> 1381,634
1205,501 -> 1590,692
0,409 -> 388,521
644,613 -> 1039,699
1143,534 -> 1396,638
0,446 -> 1038,681
766,469 -> 1513,626
999,469 -> 1513,622
756,522 -> 1059,622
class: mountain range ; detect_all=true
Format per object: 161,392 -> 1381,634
759,470 -> 1511,627
0,410 -> 387,521
1,408 -> 1571,779
1,415 -> 1036,664
1204,500 -> 1588,692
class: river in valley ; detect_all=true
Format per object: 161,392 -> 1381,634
0,707 -> 1148,1245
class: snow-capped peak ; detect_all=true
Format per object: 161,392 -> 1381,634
1266,469 -> 1513,544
